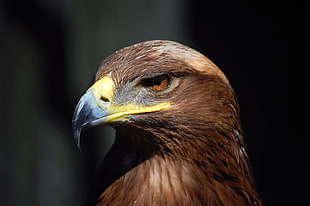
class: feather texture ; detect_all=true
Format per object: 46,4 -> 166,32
76,40 -> 262,206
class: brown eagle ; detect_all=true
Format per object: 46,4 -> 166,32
72,40 -> 262,206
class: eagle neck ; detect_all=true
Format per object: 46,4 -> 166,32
93,128 -> 261,206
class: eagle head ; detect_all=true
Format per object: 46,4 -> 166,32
72,40 -> 262,206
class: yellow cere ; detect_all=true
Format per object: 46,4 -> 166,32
87,76 -> 115,107
87,76 -> 171,123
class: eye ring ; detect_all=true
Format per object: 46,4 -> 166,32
142,74 -> 171,91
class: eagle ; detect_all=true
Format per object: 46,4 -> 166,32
72,40 -> 262,206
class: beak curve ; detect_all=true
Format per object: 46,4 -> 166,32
72,76 -> 171,151
72,89 -> 109,150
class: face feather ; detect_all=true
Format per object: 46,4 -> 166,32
73,40 -> 262,206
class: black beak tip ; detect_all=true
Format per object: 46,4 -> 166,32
72,90 -> 107,152
72,120 -> 82,152
75,135 -> 82,152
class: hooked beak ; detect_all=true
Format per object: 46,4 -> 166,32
72,76 -> 170,150
72,76 -> 115,150
72,89 -> 109,149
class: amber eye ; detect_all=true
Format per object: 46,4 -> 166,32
143,74 -> 171,91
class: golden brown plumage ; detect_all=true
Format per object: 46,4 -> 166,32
72,40 -> 262,205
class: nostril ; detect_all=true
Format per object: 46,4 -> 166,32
100,96 -> 109,102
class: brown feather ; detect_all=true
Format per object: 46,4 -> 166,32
84,40 -> 262,206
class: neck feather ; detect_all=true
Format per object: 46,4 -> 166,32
90,129 -> 261,206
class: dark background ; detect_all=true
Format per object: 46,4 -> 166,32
0,0 -> 300,205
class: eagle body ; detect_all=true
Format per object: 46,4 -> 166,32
73,40 -> 262,206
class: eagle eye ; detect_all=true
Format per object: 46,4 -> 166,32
143,74 -> 171,91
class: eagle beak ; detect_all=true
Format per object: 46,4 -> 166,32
72,89 -> 109,150
72,77 -> 115,150
72,76 -> 170,150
